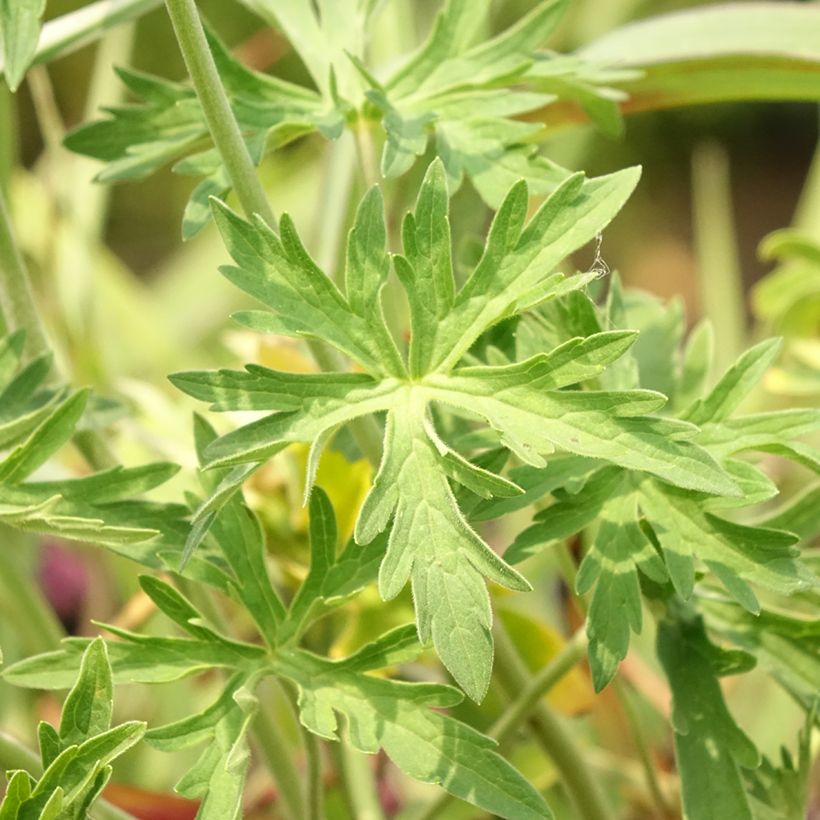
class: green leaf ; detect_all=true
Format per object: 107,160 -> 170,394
510,468 -> 666,690
173,164 -> 743,699
276,643 -> 553,819
0,640 -> 145,820
150,676 -> 256,820
640,481 -> 810,609
0,391 -> 89,483
682,338 -> 782,425
58,639 -> 113,749
0,333 -> 183,556
206,498 -> 287,647
64,27 -> 329,238
3,630 -> 266,689
580,2 -> 820,115
657,610 -> 758,820
280,487 -> 385,644
0,0 -> 46,91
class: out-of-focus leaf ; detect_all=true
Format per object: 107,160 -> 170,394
578,3 -> 820,115
0,0 -> 46,91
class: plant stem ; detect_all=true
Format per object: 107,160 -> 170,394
492,622 -> 612,820
304,722 -> 324,820
691,141 -> 746,372
0,185 -> 50,361
416,628 -> 589,820
614,679 -> 670,819
331,738 -> 385,820
163,0 -> 276,227
0,534 -> 64,655
314,134 -> 357,277
354,123 -> 379,189
163,0 -> 384,466
251,686 -> 306,820
491,628 -> 588,746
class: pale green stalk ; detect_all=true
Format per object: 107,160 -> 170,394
0,186 -> 50,361
163,0 -> 383,465
614,678 -> 670,819
314,134 -> 357,277
304,724 -> 324,820
0,85 -> 14,193
692,141 -> 746,372
331,738 -> 385,820
251,687 -> 306,820
163,0 -> 276,226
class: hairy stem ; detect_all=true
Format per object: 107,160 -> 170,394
163,0 -> 276,227
492,622 -> 612,820
0,186 -> 50,361
163,0 -> 383,465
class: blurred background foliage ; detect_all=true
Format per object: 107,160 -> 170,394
1,0 -> 818,817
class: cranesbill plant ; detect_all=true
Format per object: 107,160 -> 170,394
0,1 -> 819,819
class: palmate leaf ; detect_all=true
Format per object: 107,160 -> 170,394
0,330 -> 186,560
65,0 -> 634,232
657,608 -> 759,820
171,160 -> 742,700
64,28 -> 336,239
503,293 -> 817,691
274,631 -> 553,820
367,0 -> 632,202
0,639 -> 146,820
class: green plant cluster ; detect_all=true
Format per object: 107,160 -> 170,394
0,0 -> 819,819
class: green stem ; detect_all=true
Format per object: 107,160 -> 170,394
252,688 -> 306,820
304,724 -> 324,820
163,0 -> 275,227
0,534 -> 64,655
314,134 -> 356,277
0,185 -> 50,361
613,679 -> 670,819
354,123 -> 379,189
491,629 -> 588,746
0,84 -> 14,193
331,738 -> 385,820
691,141 -> 746,372
0,731 -> 136,820
492,623 -> 612,820
163,0 -> 384,466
